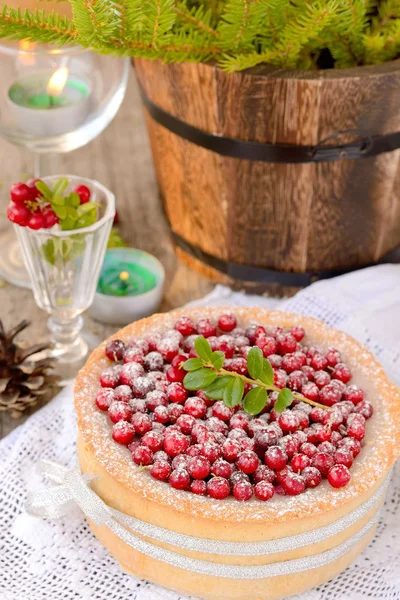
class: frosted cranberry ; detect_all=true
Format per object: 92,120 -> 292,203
175,316 -> 197,336
338,437 -> 361,457
330,430 -> 343,445
129,398 -> 147,413
328,464 -> 351,488
165,366 -> 183,383
205,416 -> 228,435
201,442 -> 222,463
164,429 -> 190,457
141,430 -> 163,452
236,450 -> 259,474
207,477 -> 230,499
301,382 -> 319,402
320,384 -> 342,407
187,444 -> 202,457
253,464 -> 275,484
282,472 -> 305,496
171,455 -> 189,470
132,445 -> 153,466
355,400 -> 373,419
192,423 -> 210,443
119,362 -> 144,386
196,319 -> 216,338
153,450 -> 169,462
274,484 -> 286,496
310,354 -> 328,371
245,324 -> 265,344
326,348 -> 341,367
211,401 -> 234,422
276,465 -> 292,484
95,388 -> 115,410
156,338 -> 179,362
347,419 -> 366,441
145,390 -> 167,411
100,366 -> 121,388
254,481 -> 274,501
222,439 -> 241,462
257,335 -> 277,357
169,469 -> 190,490
105,339 -> 126,362
265,445 -> 288,470
291,453 -> 310,472
112,421 -> 135,445
229,413 -> 249,431
300,442 -> 317,458
316,424 -> 332,442
150,460 -> 171,481
333,363 -> 352,384
233,480 -> 253,501
277,333 -> 297,354
132,377 -> 155,399
131,413 -> 152,435
268,354 -> 282,368
191,479 -> 207,495
215,336 -> 234,358
108,401 -> 133,423
123,346 -> 144,365
154,405 -> 169,424
310,407 -> 325,423
336,400 -> 355,419
114,385 -> 133,403
282,352 -> 306,373
183,397 -> 206,419
288,370 -> 308,392
334,447 -> 353,468
218,313 -> 237,332
302,466 -> 322,488
291,325 -> 305,342
233,335 -> 250,349
239,437 -> 255,452
211,458 -> 232,478
170,353 -> 185,368
225,357 -> 248,375
305,346 -> 319,358
187,456 -> 210,479
278,411 -> 301,433
143,351 -> 163,372
343,385 -> 364,405
167,382 -> 188,404
318,441 -> 335,455
176,414 -> 195,435
311,452 -> 334,476
273,369 -> 288,388
314,370 -> 331,389
301,365 -> 315,381
230,471 -> 250,486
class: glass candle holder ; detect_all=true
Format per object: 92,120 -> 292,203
14,175 -> 115,367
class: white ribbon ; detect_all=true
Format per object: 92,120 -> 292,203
25,459 -> 388,579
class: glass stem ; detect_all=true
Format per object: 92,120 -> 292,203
48,314 -> 84,349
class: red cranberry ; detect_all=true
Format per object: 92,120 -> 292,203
291,453 -> 310,472
132,445 -> 153,466
119,362 -> 144,386
165,366 -> 184,383
286,370 -> 306,392
108,401 -> 133,423
225,357 -> 248,375
164,430 -> 190,457
222,439 -> 241,462
156,338 -> 179,362
27,212 -> 44,230
114,385 -> 133,403
95,388 -> 115,411
123,347 -> 145,365
310,354 -> 328,371
187,444 -> 202,457
300,442 -> 317,458
343,385 -> 364,405
169,469 -> 190,490
245,325 -> 265,344
334,447 -> 353,468
301,365 -> 315,381
191,479 -> 207,495
132,377 -> 155,399
229,413 -> 249,431
277,333 -> 297,354
279,434 -> 298,458
7,202 -> 31,226
253,464 -> 275,484
187,456 -> 211,479
184,397 -> 207,418
176,414 -> 195,434
146,390 -> 168,411
129,398 -> 147,413
236,450 -> 259,474
282,472 -> 305,495
355,400 -> 373,419
265,446 -> 288,470
314,370 -> 331,389
333,363 -> 352,384
42,208 -> 59,228
218,313 -> 237,332
167,383 -> 188,404
282,353 -> 305,373
273,369 -> 288,388
153,450 -> 169,462
254,481 -> 274,501
112,421 -> 135,445
10,182 -> 32,204
301,382 -> 319,401
105,339 -> 126,362
291,325 -> 305,342
347,419 -> 366,441
257,335 -> 277,357
201,442 -> 222,463
141,430 -> 164,452
205,417 -> 228,435
318,441 -> 335,455
144,351 -> 164,372
274,484 -> 286,496
171,455 -> 189,470
212,401 -> 234,422
211,458 -> 232,478
302,466 -> 322,488
207,477 -> 230,499
276,466 -> 292,485
197,319 -> 217,338
150,460 -> 171,481
278,411 -> 301,434
74,184 -> 91,204
233,480 -> 253,501
311,452 -> 334,476
131,413 -> 152,435
268,354 -> 282,368
320,384 -> 342,407
325,348 -> 341,367
100,366 -> 121,388
217,336 -> 235,358
175,316 -> 197,336
338,437 -> 361,457
154,405 -> 169,424
328,464 -> 351,488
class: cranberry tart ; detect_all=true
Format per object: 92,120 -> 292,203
75,308 -> 400,600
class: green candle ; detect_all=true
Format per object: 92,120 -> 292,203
97,258 -> 158,297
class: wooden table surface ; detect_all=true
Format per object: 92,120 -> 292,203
0,70 -> 214,439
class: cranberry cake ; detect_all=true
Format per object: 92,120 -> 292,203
75,308 -> 400,600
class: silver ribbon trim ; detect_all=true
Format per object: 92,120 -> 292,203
26,459 -> 387,579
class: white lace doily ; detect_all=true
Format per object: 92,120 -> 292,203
1,264 -> 400,600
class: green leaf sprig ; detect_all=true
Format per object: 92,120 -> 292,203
183,336 -> 329,417
35,178 -> 100,231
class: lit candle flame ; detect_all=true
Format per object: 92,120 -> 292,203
46,66 -> 69,97
19,40 -> 37,66
119,271 -> 130,282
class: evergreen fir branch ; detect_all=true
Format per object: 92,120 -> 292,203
0,6 -> 77,44
218,0 -> 270,51
70,0 -> 118,45
174,2 -> 219,37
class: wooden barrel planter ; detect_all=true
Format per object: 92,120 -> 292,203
134,58 -> 400,287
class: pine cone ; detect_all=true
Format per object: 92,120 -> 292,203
0,319 -> 59,417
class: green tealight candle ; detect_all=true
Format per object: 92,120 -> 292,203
97,260 -> 157,297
